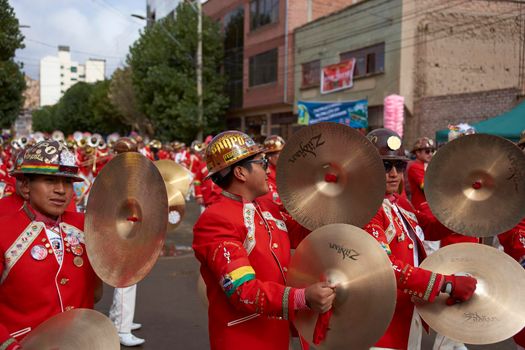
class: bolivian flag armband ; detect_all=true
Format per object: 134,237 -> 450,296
221,266 -> 256,297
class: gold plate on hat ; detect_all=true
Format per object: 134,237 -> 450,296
21,309 -> 119,350
85,153 -> 168,288
288,224 -> 396,349
425,134 -> 525,237
417,243 -> 525,345
277,122 -> 385,230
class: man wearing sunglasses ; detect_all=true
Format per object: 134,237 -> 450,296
364,129 -> 477,350
407,137 -> 435,211
192,131 -> 335,350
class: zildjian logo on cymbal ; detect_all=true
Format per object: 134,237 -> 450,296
329,242 -> 360,261
288,133 -> 325,163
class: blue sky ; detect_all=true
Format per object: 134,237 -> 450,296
11,0 -> 147,80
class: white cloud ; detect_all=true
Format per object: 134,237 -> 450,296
11,0 -> 144,79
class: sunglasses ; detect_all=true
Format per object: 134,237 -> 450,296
418,148 -> 434,155
244,157 -> 269,171
383,160 -> 407,173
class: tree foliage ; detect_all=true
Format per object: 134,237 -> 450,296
128,3 -> 228,143
0,0 -> 26,128
109,67 -> 153,136
32,81 -> 129,135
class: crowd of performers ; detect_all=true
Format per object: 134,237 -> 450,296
0,130 -> 218,212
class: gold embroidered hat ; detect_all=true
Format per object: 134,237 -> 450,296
205,131 -> 263,178
11,140 -> 83,181
263,135 -> 285,154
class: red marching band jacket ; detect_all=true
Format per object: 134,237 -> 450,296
262,163 -> 282,206
193,192 -> 309,350
407,160 -> 478,247
364,194 -> 453,349
0,209 -> 98,349
194,163 -> 222,208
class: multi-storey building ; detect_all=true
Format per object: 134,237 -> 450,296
294,0 -> 524,145
204,0 -> 351,141
39,46 -> 106,106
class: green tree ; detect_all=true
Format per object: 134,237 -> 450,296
128,2 -> 228,143
0,0 -> 26,128
32,105 -> 58,132
89,79 -> 129,135
109,67 -> 153,136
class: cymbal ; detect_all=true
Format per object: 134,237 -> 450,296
21,309 -> 119,349
425,134 -> 525,237
85,153 -> 168,287
417,243 -> 525,344
155,160 -> 193,197
277,122 -> 385,230
155,160 -> 187,233
288,224 -> 397,349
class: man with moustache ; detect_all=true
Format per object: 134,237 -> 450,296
0,140 -> 100,350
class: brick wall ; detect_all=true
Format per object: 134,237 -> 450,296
408,87 -> 520,144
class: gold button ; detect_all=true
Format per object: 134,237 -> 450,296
272,243 -> 278,249
408,243 -> 414,249
259,221 -> 263,225
48,249 -> 53,254
283,267 -> 288,272
60,278 -> 69,285
45,243 -> 50,248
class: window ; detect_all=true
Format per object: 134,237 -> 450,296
71,66 -> 77,73
340,43 -> 385,77
249,49 -> 278,87
250,0 -> 279,31
224,6 -> 244,108
301,60 -> 320,88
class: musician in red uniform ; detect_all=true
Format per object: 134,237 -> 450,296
364,129 -> 477,350
193,131 -> 335,350
194,161 -> 222,210
0,140 -> 100,350
407,137 -> 434,210
261,135 -> 285,205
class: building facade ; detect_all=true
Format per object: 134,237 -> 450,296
294,0 -> 523,145
39,46 -> 106,106
204,0 -> 351,141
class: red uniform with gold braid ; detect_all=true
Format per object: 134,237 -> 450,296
194,163 -> 222,207
364,194 -> 452,349
193,192 -> 309,350
262,163 -> 282,206
0,207 -> 97,349
407,159 -> 426,209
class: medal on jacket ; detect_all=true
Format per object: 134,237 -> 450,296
73,256 -> 84,267
31,245 -> 48,261
71,244 -> 84,256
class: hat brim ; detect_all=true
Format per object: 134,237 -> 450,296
11,170 -> 85,182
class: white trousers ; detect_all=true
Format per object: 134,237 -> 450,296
109,284 -> 137,334
433,334 -> 467,350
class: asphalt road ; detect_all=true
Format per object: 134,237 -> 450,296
95,200 -> 516,350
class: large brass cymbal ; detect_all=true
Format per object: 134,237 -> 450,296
277,122 -> 385,230
20,309 -> 119,349
155,160 -> 193,197
288,224 -> 397,349
417,243 -> 525,344
155,160 -> 187,232
85,153 -> 168,287
425,134 -> 525,237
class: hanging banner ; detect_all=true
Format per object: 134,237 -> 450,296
321,58 -> 356,94
297,99 -> 368,129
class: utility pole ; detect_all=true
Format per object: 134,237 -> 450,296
196,0 -> 204,142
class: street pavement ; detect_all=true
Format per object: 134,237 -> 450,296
95,200 -> 515,350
